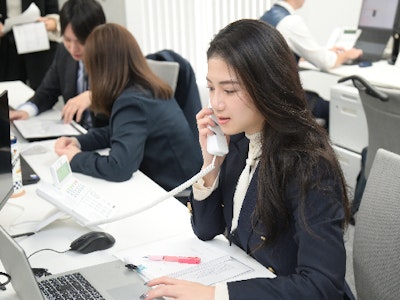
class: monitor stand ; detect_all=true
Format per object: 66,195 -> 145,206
390,32 -> 400,65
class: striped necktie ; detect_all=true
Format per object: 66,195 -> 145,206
76,61 -> 92,129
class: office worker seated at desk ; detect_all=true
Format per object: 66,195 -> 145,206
9,0 -> 108,129
143,20 -> 354,300
54,23 -> 202,192
260,0 -> 363,130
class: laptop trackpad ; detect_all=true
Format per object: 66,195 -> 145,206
107,285 -> 164,300
107,284 -> 148,299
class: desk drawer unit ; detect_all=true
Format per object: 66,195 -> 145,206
330,84 -> 368,154
333,145 -> 362,195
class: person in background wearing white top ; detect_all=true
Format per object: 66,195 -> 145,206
261,0 -> 362,70
260,0 -> 363,130
142,19 -> 354,300
0,0 -> 60,90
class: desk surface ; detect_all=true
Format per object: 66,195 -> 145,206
0,80 -> 35,108
0,82 -> 273,299
299,59 -> 400,90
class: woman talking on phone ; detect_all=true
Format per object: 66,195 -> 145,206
142,19 -> 354,300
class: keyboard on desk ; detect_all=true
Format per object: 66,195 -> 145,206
38,272 -> 105,300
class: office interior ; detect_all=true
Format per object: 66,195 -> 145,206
1,0 -> 400,299
82,0 -> 400,192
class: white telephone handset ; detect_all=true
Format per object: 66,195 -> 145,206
207,113 -> 229,156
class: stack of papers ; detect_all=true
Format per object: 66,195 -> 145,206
115,236 -> 254,285
2,3 -> 50,54
2,3 -> 40,34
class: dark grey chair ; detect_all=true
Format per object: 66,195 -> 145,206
338,75 -> 400,177
352,148 -> 400,300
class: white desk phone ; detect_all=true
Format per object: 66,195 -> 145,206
35,113 -> 229,228
325,27 -> 362,50
36,155 -> 116,229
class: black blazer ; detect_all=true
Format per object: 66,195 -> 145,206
190,134 -> 354,299
0,0 -> 58,23
71,86 -> 202,191
146,50 -> 202,141
28,43 -> 78,112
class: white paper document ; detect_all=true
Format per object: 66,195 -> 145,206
2,3 -> 40,34
13,22 -> 50,54
115,236 -> 254,285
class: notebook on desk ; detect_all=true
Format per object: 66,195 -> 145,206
0,225 -> 158,300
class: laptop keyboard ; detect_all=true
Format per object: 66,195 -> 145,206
38,272 -> 105,300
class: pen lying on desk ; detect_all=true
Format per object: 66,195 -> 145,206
144,255 -> 201,264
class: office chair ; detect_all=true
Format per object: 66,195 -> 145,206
146,59 -> 180,92
338,75 -> 400,178
352,148 -> 400,300
146,55 -> 199,204
146,50 -> 202,141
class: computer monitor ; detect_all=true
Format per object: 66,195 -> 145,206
391,2 -> 400,63
0,90 -> 14,211
355,0 -> 400,62
358,0 -> 399,30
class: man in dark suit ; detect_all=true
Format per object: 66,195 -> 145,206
9,0 -> 107,129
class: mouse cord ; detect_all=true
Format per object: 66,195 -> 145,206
27,248 -> 70,260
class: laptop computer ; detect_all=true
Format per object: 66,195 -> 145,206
348,0 -> 400,63
0,225 -> 156,300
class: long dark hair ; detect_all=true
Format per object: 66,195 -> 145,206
84,23 -> 173,116
208,19 -> 350,244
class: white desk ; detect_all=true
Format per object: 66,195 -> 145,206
0,80 -> 35,108
0,83 -> 274,299
299,59 -> 400,90
299,60 -> 400,193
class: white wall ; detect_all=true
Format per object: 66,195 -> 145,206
296,0 -> 363,45
58,0 -> 126,26
57,0 -> 364,105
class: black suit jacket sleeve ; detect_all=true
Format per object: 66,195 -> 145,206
22,0 -> 59,15
27,44 -> 78,113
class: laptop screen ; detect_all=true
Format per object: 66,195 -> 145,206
0,90 -> 13,211
358,0 -> 399,30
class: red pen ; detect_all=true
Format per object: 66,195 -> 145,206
144,255 -> 201,264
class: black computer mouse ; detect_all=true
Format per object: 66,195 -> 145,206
70,231 -> 115,254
